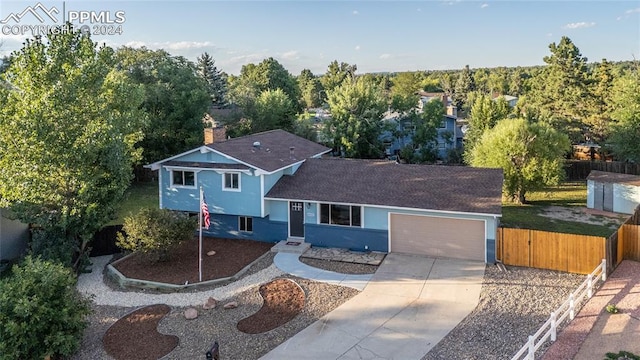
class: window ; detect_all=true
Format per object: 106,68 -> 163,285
171,170 -> 195,187
223,172 -> 240,191
319,203 -> 362,227
239,216 -> 253,232
438,120 -> 446,129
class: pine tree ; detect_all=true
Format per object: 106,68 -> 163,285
453,65 -> 475,112
197,52 -> 227,107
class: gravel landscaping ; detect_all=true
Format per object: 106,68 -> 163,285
75,251 -> 590,360
423,264 -> 585,360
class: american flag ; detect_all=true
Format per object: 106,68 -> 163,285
202,194 -> 210,229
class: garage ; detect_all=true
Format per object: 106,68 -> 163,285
389,213 -> 485,261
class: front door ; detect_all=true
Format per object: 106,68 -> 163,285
289,202 -> 304,238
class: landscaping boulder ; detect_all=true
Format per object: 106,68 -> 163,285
223,301 -> 238,310
203,297 -> 217,310
184,308 -> 198,320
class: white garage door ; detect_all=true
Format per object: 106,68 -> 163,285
389,214 -> 485,261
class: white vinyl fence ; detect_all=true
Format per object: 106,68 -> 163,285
511,259 -> 607,360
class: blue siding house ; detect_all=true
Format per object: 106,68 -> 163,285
149,130 -> 503,263
383,94 -> 464,160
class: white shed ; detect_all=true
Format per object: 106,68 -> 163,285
587,171 -> 640,214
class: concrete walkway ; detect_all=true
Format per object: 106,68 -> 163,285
263,253 -> 485,360
274,253 -> 373,291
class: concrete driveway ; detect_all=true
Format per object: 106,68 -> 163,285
260,253 -> 485,360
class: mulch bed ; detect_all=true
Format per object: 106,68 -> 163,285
103,304 -> 178,360
237,278 -> 306,334
113,237 -> 273,284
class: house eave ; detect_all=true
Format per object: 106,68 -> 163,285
263,196 -> 502,218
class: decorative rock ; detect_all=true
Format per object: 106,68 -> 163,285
203,297 -> 217,310
184,307 -> 198,320
207,250 -> 216,256
223,301 -> 238,310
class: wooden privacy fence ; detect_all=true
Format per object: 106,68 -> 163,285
618,224 -> 640,263
497,228 -> 606,274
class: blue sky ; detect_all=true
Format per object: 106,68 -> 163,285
1,1 -> 638,75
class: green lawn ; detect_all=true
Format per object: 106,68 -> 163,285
500,182 -> 616,238
109,182 -> 159,225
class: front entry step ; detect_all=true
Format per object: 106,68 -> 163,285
271,239 -> 311,254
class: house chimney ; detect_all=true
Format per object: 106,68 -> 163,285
447,105 -> 457,118
204,128 -> 214,144
204,127 -> 227,144
289,146 -> 295,159
441,94 -> 448,109
213,127 -> 226,142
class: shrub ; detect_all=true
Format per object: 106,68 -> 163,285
117,208 -> 197,262
605,304 -> 620,314
605,351 -> 640,360
0,256 -> 91,359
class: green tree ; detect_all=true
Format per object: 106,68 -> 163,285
508,67 -> 530,96
464,94 -> 511,156
294,112 -> 319,141
585,59 -> 615,142
238,57 -> 300,110
390,72 -> 421,113
453,65 -> 475,110
252,88 -> 297,132
526,36 -> 591,142
297,68 -> 324,108
410,99 -> 445,163
197,52 -> 227,107
325,78 -> 387,158
0,256 -> 91,359
117,208 -> 196,262
608,71 -> 640,162
0,28 -> 145,269
321,60 -> 357,94
116,47 -> 210,163
469,118 -> 570,203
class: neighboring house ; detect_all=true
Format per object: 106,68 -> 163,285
383,93 -> 463,159
0,208 -> 29,262
149,130 -> 503,263
587,171 -> 640,214
492,94 -> 518,108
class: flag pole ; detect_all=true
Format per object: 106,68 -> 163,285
199,186 -> 203,282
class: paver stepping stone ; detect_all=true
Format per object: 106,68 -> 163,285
237,278 -> 305,334
103,304 -> 178,360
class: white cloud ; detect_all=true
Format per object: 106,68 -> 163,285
165,41 -> 213,50
481,3 -> 489,9
546,33 -> 553,37
379,53 -> 391,59
562,22 -> 596,29
417,8 -> 422,12
626,8 -> 640,14
352,10 -> 359,15
124,40 -> 147,48
281,50 -> 299,60
120,40 -> 213,51
355,45 -> 361,51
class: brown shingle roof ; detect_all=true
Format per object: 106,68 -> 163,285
587,171 -> 640,186
266,158 -> 503,215
206,130 -> 330,173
